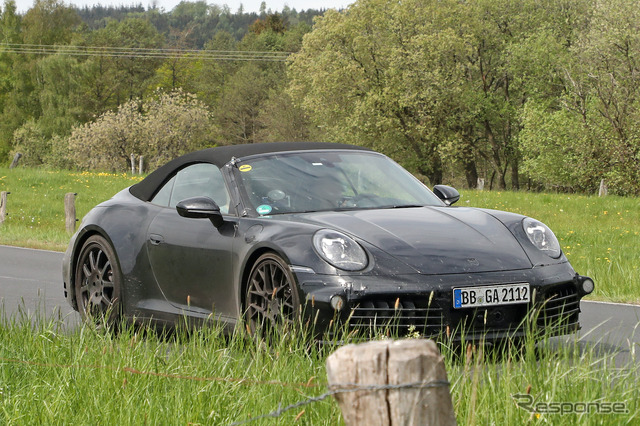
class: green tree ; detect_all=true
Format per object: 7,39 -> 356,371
0,0 -> 22,159
520,0 -> 640,195
566,0 -> 640,194
21,0 -> 80,45
289,0 -> 468,185
213,19 -> 309,145
256,90 -> 317,142
35,53 -> 82,138
1,0 -> 82,160
67,99 -> 142,171
289,0 -> 593,189
82,18 -> 164,107
215,63 -> 271,144
10,119 -> 70,167
190,31 -> 238,106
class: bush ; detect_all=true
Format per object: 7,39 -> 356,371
11,120 -> 49,167
520,98 -> 640,196
67,90 -> 218,172
67,101 -> 142,171
140,90 -> 219,170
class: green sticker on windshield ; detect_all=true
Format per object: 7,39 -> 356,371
256,205 -> 272,215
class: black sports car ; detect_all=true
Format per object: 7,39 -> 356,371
63,142 -> 594,340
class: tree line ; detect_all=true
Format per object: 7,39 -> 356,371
2,0 -> 640,196
0,0 -> 321,170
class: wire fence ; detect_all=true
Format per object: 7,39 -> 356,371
230,380 -> 452,425
0,355 -> 317,390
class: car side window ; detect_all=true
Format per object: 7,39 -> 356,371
151,175 -> 176,207
151,163 -> 230,214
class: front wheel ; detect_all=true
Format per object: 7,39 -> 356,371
74,235 -> 122,326
245,253 -> 300,334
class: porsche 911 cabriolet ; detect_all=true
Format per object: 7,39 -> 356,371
62,142 -> 594,340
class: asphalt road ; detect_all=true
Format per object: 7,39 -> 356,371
1,244 -> 638,364
0,245 -> 78,327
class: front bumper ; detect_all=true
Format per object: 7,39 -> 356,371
296,263 -> 593,341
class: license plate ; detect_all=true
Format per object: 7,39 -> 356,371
453,283 -> 530,309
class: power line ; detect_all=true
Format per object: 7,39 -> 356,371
0,42 -> 292,62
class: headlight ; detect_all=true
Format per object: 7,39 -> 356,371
522,217 -> 561,258
312,229 -> 368,271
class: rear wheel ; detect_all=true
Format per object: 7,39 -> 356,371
74,235 -> 122,326
245,253 -> 300,334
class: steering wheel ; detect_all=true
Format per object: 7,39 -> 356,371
346,193 -> 378,207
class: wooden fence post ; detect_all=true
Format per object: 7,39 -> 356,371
477,178 -> 485,191
0,191 -> 9,224
326,339 -> 457,425
598,179 -> 608,197
130,153 -> 136,175
138,155 -> 144,174
65,192 -> 77,233
9,153 -> 22,169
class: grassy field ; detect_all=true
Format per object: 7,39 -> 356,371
1,166 -> 638,303
463,191 -> 640,304
0,167 -> 143,251
0,313 -> 637,424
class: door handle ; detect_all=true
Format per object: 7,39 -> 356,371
149,234 -> 164,245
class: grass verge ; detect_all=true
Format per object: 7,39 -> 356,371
0,309 -> 638,424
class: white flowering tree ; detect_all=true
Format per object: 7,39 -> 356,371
67,90 -> 218,171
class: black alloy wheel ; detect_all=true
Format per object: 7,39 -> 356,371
74,235 -> 122,325
245,253 -> 301,334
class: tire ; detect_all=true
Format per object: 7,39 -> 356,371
74,235 -> 122,326
245,253 -> 301,335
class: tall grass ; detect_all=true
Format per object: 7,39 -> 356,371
0,308 -> 638,425
0,311 -> 340,424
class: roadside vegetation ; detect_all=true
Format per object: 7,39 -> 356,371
1,166 -> 638,303
2,0 -> 640,197
0,311 -> 637,424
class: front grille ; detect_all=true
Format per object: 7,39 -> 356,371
343,282 -> 581,340
537,284 -> 580,328
348,297 -> 443,336
449,304 -> 528,338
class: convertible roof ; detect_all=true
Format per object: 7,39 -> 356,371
129,142 -> 370,201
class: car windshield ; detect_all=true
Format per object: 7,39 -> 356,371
235,150 -> 443,215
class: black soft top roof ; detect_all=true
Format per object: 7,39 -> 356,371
129,142 -> 370,201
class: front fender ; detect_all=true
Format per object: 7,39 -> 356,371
62,190 -> 159,314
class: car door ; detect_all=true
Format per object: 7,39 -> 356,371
146,163 -> 237,319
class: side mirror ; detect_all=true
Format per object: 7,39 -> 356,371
433,185 -> 460,206
176,196 -> 224,228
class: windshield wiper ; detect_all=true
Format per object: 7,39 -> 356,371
388,204 -> 425,209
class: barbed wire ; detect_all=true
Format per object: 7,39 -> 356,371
0,42 -> 292,62
0,356 -> 319,390
229,380 -> 452,425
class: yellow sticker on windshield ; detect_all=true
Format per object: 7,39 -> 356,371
239,165 -> 252,172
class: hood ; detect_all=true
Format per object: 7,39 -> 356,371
299,207 -> 532,275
